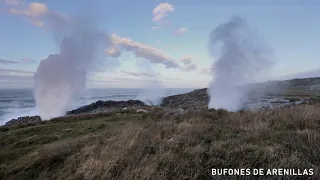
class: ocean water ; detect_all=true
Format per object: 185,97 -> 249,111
0,88 -> 193,124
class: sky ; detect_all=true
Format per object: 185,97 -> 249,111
0,0 -> 319,89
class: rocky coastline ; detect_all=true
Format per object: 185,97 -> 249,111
3,87 -> 320,128
67,100 -> 148,115
4,116 -> 41,127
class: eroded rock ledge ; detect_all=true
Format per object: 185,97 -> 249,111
67,100 -> 148,115
4,116 -> 41,127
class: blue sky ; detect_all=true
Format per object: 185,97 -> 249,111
0,0 -> 319,88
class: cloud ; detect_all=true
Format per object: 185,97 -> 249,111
0,68 -> 34,88
5,2 -> 183,70
0,58 -> 18,64
5,2 -> 199,74
5,1 -> 71,30
180,57 -> 192,65
0,58 -> 37,64
121,70 -> 157,78
152,3 -> 174,21
0,73 -> 32,81
0,75 -> 33,88
0,68 -> 34,74
8,2 -> 47,17
183,64 -> 197,72
0,68 -> 183,89
108,34 -> 180,69
174,28 -> 187,35
179,57 -> 198,71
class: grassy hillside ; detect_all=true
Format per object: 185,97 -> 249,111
1,105 -> 320,180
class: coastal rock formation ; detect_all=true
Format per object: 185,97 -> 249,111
2,76 -> 319,127
161,88 -> 209,110
305,97 -> 320,105
67,100 -> 149,114
161,88 -> 320,111
4,116 -> 41,127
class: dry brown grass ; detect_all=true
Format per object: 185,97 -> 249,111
1,104 -> 320,179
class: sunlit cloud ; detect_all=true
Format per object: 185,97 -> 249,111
107,34 -> 181,69
152,3 -> 174,21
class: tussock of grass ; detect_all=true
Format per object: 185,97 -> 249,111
1,105 -> 320,179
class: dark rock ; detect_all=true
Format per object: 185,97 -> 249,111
67,100 -> 149,115
4,116 -> 41,127
307,97 -> 320,105
161,88 -> 209,110
285,98 -> 301,103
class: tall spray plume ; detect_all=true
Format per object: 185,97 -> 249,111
34,14 -> 107,120
137,80 -> 165,106
136,59 -> 165,106
208,17 -> 273,111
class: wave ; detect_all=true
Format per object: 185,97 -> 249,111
0,107 -> 38,125
88,94 -> 137,100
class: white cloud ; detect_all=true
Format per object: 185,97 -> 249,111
152,3 -> 174,21
27,2 -> 47,16
8,2 -> 47,17
5,1 -> 70,29
174,28 -> 187,34
108,34 -> 180,69
106,35 -> 200,72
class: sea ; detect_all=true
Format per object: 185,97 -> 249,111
0,88 -> 194,125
